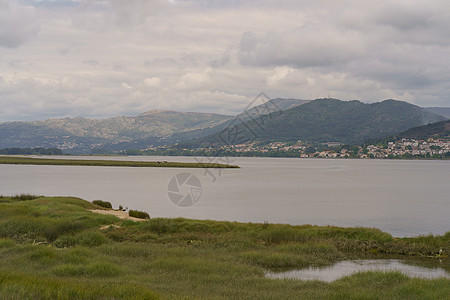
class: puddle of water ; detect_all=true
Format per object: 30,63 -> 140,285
265,259 -> 450,282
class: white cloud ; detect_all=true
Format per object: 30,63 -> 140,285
0,0 -> 450,121
120,82 -> 132,90
267,66 -> 294,86
0,0 -> 40,48
176,68 -> 212,90
143,77 -> 162,88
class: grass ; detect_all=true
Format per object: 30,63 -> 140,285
0,156 -> 239,168
0,196 -> 448,299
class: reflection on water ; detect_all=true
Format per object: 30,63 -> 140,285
265,259 -> 450,282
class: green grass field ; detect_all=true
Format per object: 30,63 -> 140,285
0,156 -> 239,168
0,195 -> 448,299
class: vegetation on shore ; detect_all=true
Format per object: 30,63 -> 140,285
0,156 -> 239,168
0,147 -> 63,155
128,209 -> 151,219
0,195 -> 448,299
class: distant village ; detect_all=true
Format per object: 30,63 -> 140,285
143,137 -> 450,159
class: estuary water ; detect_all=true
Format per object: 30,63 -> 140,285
265,259 -> 450,282
0,156 -> 449,237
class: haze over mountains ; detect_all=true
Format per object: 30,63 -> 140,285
0,98 -> 447,153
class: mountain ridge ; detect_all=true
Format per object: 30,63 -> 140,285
0,98 -> 447,153
192,98 -> 446,146
0,110 -> 232,153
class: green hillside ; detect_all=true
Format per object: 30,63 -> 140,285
197,99 -> 446,145
397,120 -> 450,140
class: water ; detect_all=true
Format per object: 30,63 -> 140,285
0,156 -> 449,237
265,259 -> 450,282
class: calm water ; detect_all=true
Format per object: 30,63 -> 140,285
265,259 -> 450,282
0,156 -> 449,237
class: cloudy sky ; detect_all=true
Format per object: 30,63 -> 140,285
1,0 -> 450,121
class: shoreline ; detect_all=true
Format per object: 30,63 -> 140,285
0,156 -> 239,168
0,195 -> 448,299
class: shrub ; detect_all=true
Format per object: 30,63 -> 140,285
129,210 -> 150,219
92,200 -> 112,209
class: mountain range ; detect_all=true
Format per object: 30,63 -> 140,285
0,111 -> 231,153
191,98 -> 447,146
0,98 -> 448,153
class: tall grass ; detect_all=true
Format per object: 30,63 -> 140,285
0,271 -> 160,299
0,196 -> 448,299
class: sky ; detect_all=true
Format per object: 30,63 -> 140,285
1,0 -> 450,121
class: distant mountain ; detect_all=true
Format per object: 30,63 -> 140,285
169,98 -> 310,143
1,98 -> 446,153
0,111 -> 231,153
424,107 -> 450,119
236,98 -> 310,120
194,99 -> 446,146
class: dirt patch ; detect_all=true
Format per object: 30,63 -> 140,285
90,209 -> 147,222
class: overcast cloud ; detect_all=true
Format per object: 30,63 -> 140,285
0,0 -> 449,121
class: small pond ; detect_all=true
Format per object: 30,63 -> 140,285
265,259 -> 450,282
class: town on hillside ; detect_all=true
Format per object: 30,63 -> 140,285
138,137 -> 450,159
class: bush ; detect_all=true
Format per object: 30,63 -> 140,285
129,210 -> 150,219
92,200 -> 112,209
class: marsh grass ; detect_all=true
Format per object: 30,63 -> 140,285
0,195 -> 448,299
0,156 -> 239,168
0,271 -> 160,299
